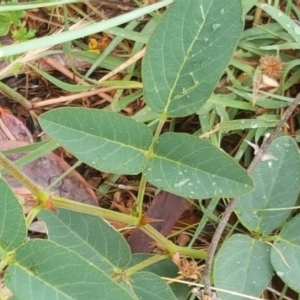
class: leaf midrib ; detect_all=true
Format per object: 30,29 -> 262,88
42,121 -> 149,155
163,1 -> 213,114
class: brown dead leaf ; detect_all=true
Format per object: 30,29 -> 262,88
110,190 -> 136,211
15,187 -> 39,214
106,219 -> 128,231
0,108 -> 33,143
0,140 -> 98,206
110,202 -> 131,215
176,232 -> 191,247
128,191 -> 191,253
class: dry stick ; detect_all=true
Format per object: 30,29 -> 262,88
33,87 -> 115,108
202,93 -> 300,297
98,47 -> 146,83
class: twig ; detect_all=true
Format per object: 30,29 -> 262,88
98,47 -> 146,83
32,87 -> 115,108
202,92 -> 300,297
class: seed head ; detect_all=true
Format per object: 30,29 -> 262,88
259,55 -> 284,79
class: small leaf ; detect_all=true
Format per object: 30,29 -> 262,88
0,13 -> 12,36
214,234 -> 273,300
143,0 -> 243,117
235,136 -> 300,234
271,215 -> 300,292
131,271 -> 176,300
0,178 -> 26,252
39,108 -> 153,174
145,132 -> 253,198
38,208 -> 131,273
5,239 -> 135,300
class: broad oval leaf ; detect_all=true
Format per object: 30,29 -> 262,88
214,234 -> 273,300
5,239 -> 136,300
271,215 -> 300,292
38,209 -> 131,273
131,271 -> 176,300
143,0 -> 243,117
235,136 -> 300,234
145,132 -> 253,198
0,178 -> 26,251
39,108 -> 153,174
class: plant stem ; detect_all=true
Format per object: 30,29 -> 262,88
132,173 -> 147,217
0,250 -> 14,272
132,116 -> 166,217
125,254 -> 169,276
52,195 -> 139,225
132,114 -> 209,260
0,150 -> 139,225
0,152 -> 49,204
140,224 -> 177,254
26,206 -> 43,227
176,246 -> 207,260
139,224 -> 206,259
202,93 -> 300,297
0,81 -> 33,110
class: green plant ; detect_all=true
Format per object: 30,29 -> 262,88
1,0 -> 300,300
0,0 -> 35,42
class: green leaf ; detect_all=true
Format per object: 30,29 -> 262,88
242,0 -> 257,15
130,254 -> 189,300
29,64 -> 95,92
0,13 -> 12,36
271,215 -> 300,292
38,108 -> 153,174
214,234 -> 273,300
256,3 -> 300,43
143,0 -> 243,117
5,239 -> 136,300
0,10 -> 24,36
235,137 -> 300,234
0,178 -> 26,252
145,132 -> 253,198
38,209 -> 131,273
12,27 -> 36,42
131,271 -> 176,300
